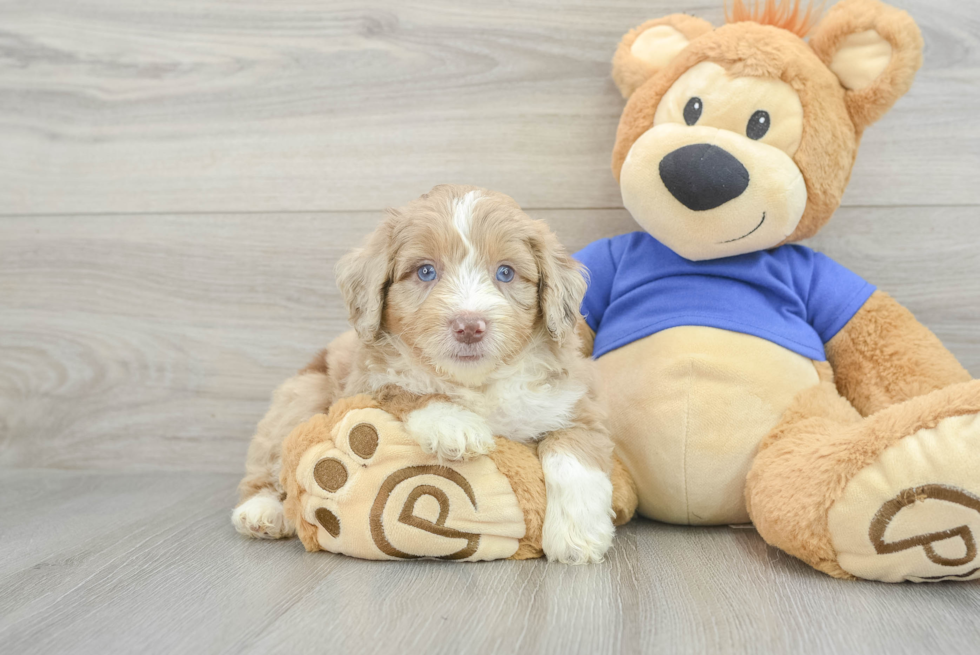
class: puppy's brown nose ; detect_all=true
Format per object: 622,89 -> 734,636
451,315 -> 487,344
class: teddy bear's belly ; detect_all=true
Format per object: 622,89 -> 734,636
597,326 -> 820,525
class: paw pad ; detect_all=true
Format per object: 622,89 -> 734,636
292,407 -> 527,561
315,507 -> 341,537
348,423 -> 379,459
313,458 -> 347,492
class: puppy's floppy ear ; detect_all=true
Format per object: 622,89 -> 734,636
612,14 -> 714,99
335,211 -> 396,342
529,222 -> 587,345
809,0 -> 923,132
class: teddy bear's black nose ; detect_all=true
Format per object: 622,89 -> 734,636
659,144 -> 750,211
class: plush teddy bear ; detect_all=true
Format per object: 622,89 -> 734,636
573,0 -> 980,582
280,389 -> 637,561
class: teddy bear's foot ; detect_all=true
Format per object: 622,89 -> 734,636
288,407 -> 530,561
829,411 -> 980,583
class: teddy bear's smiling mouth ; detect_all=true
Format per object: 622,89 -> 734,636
718,212 -> 766,244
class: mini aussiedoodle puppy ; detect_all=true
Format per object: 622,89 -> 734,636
233,184 -> 616,563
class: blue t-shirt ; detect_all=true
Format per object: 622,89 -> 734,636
574,232 -> 875,362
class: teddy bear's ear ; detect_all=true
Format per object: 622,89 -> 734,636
612,14 -> 714,99
809,0 -> 923,131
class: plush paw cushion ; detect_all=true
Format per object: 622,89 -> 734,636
281,394 -> 552,561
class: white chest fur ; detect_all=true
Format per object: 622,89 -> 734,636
479,375 -> 585,442
357,341 -> 586,443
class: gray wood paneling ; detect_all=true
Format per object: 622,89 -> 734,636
0,470 -> 978,655
2,206 -> 977,473
0,0 -> 976,214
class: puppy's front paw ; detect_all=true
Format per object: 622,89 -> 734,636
541,453 -> 615,564
405,402 -> 495,461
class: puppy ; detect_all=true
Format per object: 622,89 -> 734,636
232,184 -> 616,563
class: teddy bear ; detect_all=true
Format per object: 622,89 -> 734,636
275,0 -> 979,580
572,0 -> 980,582
279,388 -> 638,561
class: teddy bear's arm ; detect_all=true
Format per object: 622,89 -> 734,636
825,290 -> 971,417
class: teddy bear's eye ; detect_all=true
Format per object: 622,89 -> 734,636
747,110 -> 770,140
683,97 -> 703,126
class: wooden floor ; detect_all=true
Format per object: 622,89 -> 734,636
3,470 -> 980,655
1,1 -> 978,653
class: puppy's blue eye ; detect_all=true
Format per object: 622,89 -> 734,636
496,265 -> 515,283
417,264 -> 437,282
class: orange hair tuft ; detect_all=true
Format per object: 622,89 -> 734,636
725,0 -> 825,38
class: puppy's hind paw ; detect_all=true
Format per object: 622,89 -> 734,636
232,490 -> 294,539
405,401 -> 496,461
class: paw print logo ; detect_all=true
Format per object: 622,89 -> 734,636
828,412 -> 980,583
869,485 -> 980,581
293,408 -> 526,561
371,465 -> 481,560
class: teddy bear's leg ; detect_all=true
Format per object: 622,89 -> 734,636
281,399 -> 541,561
747,369 -> 980,582
745,365 -> 863,578
281,395 -> 638,562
